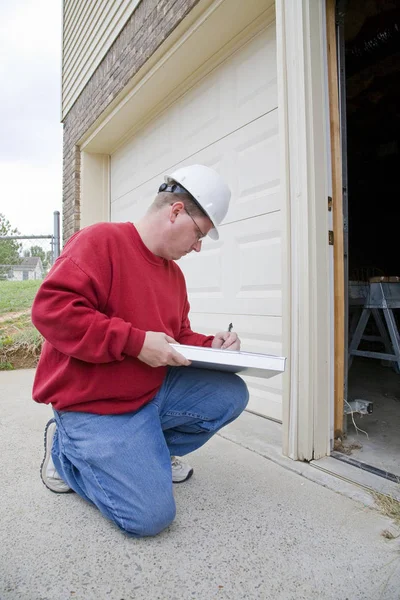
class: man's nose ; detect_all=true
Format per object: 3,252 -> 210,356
192,240 -> 202,253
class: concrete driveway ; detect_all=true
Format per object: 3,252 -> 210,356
1,369 -> 399,600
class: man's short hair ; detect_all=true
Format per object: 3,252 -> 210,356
151,179 -> 206,219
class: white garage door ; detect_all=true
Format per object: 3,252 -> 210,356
110,25 -> 283,422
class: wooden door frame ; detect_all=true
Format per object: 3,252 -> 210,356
326,0 -> 345,438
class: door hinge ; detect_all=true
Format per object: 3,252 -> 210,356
328,196 -> 333,211
329,230 -> 334,245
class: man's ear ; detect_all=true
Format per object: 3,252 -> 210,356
169,201 -> 185,223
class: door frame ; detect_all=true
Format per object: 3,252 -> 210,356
277,0 -> 333,461
326,0 -> 345,438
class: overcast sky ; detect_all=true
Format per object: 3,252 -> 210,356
0,0 -> 63,238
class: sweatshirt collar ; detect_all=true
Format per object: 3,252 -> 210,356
129,223 -> 168,267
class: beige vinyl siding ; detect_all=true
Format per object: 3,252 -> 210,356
62,0 -> 142,118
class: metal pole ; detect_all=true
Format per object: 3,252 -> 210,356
53,211 -> 60,260
50,236 -> 54,265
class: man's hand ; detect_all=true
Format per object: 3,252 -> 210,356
138,332 -> 191,368
211,331 -> 241,351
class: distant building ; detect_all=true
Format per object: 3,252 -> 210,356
9,257 -> 43,281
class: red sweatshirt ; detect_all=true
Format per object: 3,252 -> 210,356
32,222 -> 213,414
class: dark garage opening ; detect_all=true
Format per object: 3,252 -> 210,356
336,0 -> 400,479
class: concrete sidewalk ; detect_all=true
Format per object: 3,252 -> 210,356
1,369 -> 399,600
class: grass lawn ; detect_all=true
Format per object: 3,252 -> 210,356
0,279 -> 41,314
0,280 -> 43,369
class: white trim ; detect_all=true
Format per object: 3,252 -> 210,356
80,152 -> 110,227
277,0 -> 331,460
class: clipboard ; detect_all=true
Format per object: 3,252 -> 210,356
170,344 -> 286,379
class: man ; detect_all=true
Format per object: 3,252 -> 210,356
32,164 -> 249,537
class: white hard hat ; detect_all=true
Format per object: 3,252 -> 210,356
164,164 -> 231,240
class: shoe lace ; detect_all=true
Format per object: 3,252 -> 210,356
171,456 -> 182,468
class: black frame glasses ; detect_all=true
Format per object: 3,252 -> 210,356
184,208 -> 206,240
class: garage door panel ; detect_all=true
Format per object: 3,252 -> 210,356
233,113 -> 280,221
111,24 -> 282,420
244,381 -> 282,421
111,112 -> 175,202
188,312 -> 282,354
188,311 -> 283,422
233,23 -> 277,122
111,178 -> 157,222
111,27 -> 277,203
184,247 -> 223,296
181,212 -> 282,316
141,113 -> 174,168
111,112 -> 282,226
181,73 -> 222,143
179,111 -> 280,224
237,232 -> 281,297
112,110 -> 280,226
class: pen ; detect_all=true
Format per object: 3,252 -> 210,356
228,322 -> 233,333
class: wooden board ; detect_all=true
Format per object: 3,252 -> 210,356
326,0 -> 345,437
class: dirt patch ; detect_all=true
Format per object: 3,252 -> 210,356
373,491 -> 400,529
0,311 -> 42,370
0,309 -> 31,324
1,342 -> 41,370
333,438 -> 363,455
2,352 -> 39,370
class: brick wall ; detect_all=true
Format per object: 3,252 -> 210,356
63,0 -> 201,243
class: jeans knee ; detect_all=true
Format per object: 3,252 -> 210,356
231,375 -> 249,416
214,375 -> 249,424
115,501 -> 176,538
133,502 -> 176,537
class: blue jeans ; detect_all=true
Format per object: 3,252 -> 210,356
52,367 -> 248,537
